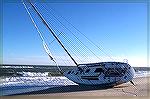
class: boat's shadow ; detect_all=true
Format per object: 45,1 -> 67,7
15,85 -> 113,95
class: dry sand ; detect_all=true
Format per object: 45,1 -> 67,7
1,77 -> 150,99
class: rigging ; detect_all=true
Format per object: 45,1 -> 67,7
22,1 -> 62,73
22,0 -> 135,86
28,1 -> 78,66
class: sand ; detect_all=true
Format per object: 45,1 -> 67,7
1,77 -> 150,99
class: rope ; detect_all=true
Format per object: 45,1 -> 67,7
44,4 -> 115,61
38,3 -> 104,62
22,1 -> 62,74
112,86 -> 137,96
36,3 -> 90,64
121,89 -> 137,96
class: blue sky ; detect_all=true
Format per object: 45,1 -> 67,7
3,1 -> 147,67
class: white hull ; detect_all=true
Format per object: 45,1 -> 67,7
64,62 -> 135,86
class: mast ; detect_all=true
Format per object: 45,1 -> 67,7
28,1 -> 78,66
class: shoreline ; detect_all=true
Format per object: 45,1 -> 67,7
1,76 -> 149,98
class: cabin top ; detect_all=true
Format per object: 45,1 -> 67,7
79,62 -> 128,67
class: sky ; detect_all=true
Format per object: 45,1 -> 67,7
2,1 -> 148,67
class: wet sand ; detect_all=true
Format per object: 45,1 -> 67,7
1,77 -> 150,99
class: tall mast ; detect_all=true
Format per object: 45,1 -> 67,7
29,1 -> 78,66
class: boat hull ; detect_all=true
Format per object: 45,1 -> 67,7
64,62 -> 135,86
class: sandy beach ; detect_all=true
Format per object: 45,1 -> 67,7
1,76 -> 149,99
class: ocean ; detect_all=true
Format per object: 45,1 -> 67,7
0,71 -> 150,96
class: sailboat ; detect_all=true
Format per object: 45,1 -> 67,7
22,1 -> 135,87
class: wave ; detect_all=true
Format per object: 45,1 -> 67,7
1,71 -> 150,96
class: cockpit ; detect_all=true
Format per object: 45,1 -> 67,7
104,68 -> 126,77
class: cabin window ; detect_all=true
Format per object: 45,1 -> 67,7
77,67 -> 83,73
124,76 -> 127,79
85,69 -> 90,73
102,64 -> 105,67
75,72 -> 78,75
94,68 -> 103,73
71,70 -> 74,74
94,64 -> 100,66
67,71 -> 71,74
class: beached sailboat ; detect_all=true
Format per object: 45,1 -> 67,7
22,1 -> 135,86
